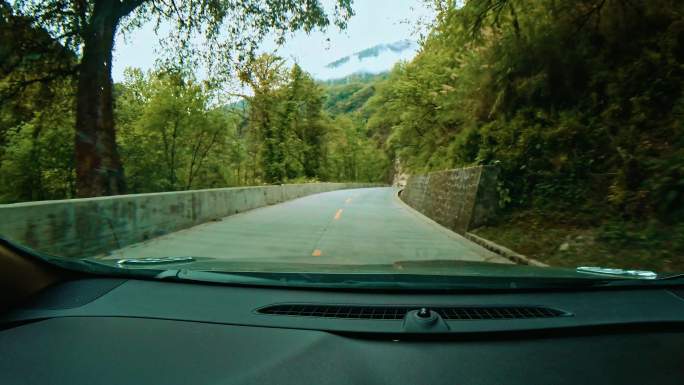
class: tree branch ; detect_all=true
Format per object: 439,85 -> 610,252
119,0 -> 148,18
574,0 -> 608,33
0,65 -> 78,103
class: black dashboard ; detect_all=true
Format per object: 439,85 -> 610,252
2,278 -> 684,384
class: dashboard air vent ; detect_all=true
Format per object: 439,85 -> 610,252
257,304 -> 569,320
439,306 -> 565,320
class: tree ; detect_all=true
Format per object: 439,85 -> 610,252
0,81 -> 75,202
1,1 -> 75,148
280,64 -> 328,179
11,0 -> 353,197
0,2 -> 77,203
324,113 -> 388,182
362,0 -> 684,221
239,57 -> 337,183
239,54 -> 289,183
116,68 -> 237,193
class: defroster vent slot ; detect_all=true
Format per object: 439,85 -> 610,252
257,304 -> 570,320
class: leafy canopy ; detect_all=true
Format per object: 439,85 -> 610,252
13,0 -> 354,80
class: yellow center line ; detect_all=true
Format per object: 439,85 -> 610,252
312,208 -> 344,258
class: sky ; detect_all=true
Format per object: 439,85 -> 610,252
112,0 -> 434,82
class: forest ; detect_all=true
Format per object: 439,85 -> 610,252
1,0 -> 381,201
365,0 -> 684,270
1,0 -> 683,270
0,56 -> 387,200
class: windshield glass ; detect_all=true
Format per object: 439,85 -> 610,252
1,0 -> 682,286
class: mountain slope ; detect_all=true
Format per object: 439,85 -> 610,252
320,72 -> 387,115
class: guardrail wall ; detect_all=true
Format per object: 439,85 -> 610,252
400,166 -> 499,234
0,183 -> 379,258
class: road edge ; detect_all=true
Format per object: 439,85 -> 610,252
393,189 -> 512,264
464,232 -> 548,267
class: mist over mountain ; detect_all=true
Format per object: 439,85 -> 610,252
313,39 -> 419,80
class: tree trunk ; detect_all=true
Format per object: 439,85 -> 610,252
74,1 -> 125,197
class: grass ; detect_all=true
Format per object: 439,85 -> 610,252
472,210 -> 684,273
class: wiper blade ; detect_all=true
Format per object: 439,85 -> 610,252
155,269 -> 606,291
654,273 -> 684,281
575,266 -> 684,285
157,269 -> 412,288
576,266 -> 658,280
116,256 -> 195,266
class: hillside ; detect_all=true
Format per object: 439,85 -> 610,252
360,0 -> 684,272
319,72 -> 387,116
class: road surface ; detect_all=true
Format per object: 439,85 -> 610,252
107,187 -> 510,265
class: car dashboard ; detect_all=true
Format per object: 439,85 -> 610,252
2,277 -> 684,385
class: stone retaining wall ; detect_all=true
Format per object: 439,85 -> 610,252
400,166 -> 499,234
0,183 -> 379,258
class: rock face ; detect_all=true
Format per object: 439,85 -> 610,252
400,166 -> 500,234
392,158 -> 409,188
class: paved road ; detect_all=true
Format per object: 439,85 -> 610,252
108,187 -> 510,265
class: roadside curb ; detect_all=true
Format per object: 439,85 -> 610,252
465,232 -> 548,267
393,188 -> 475,243
395,189 -> 521,264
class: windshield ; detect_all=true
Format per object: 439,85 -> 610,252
1,0 -> 682,287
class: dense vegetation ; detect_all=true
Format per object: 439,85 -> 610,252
0,61 -> 387,200
5,0 -> 353,197
362,0 -> 684,270
397,0 -> 682,221
1,0 -> 683,270
0,0 -> 381,201
0,2 -> 76,201
299,0 -> 684,270
234,55 -> 386,185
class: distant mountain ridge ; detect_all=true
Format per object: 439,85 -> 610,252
314,39 -> 419,80
319,71 -> 388,86
325,39 -> 417,69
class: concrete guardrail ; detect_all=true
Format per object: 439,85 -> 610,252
400,165 -> 499,234
0,183 -> 380,258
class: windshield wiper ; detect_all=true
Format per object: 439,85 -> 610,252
576,266 -> 658,280
156,269 -> 431,289
116,256 -> 195,266
154,269 -> 613,291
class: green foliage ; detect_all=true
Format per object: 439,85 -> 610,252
0,1 -> 75,109
475,210 -> 684,272
12,0 -> 354,80
241,55 -> 388,184
115,68 -> 239,192
316,73 -> 391,182
8,0 -> 354,197
279,64 -> 327,179
323,80 -> 379,115
3,0 -> 681,247
365,0 -> 684,224
320,72 -> 388,86
0,81 -> 75,202
322,114 -> 389,182
0,3 -> 76,202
